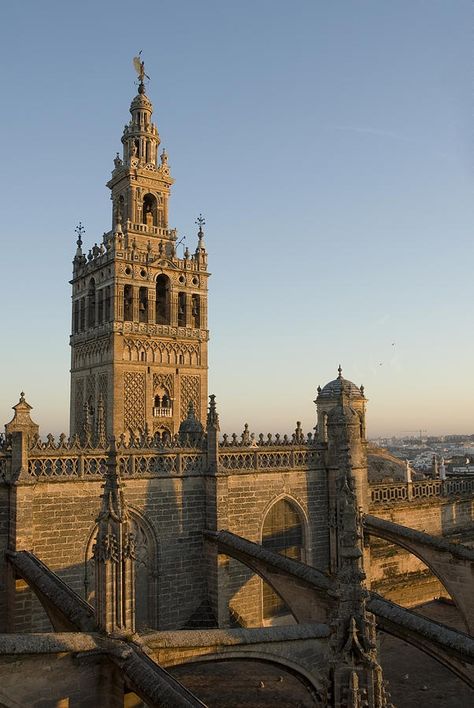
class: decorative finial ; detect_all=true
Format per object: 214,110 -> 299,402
75,222 -> 85,249
133,51 -> 150,92
337,364 -> 343,379
360,384 -> 365,396
20,391 -> 25,403
195,213 -> 206,236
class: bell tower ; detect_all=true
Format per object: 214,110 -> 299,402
69,62 -> 209,439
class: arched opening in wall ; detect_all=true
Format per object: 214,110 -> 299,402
191,294 -> 200,328
154,426 -> 172,444
153,386 -> 172,418
87,279 -> 96,329
139,287 -> 148,323
124,284 -> 133,322
84,512 -> 158,630
261,498 -> 304,623
178,292 -> 186,327
143,193 -> 157,227
155,275 -> 170,324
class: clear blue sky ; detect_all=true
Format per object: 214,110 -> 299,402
0,1 -> 472,437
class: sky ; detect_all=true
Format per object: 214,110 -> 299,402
0,0 -> 472,438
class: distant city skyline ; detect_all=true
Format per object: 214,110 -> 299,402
0,1 -> 472,437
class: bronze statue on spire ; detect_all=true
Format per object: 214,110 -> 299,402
133,51 -> 150,84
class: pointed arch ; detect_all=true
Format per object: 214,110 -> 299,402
260,495 -> 309,623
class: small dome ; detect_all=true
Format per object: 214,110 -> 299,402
179,401 -> 204,435
317,366 -> 364,401
130,92 -> 152,112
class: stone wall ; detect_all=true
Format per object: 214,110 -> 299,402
212,468 -> 329,627
367,496 -> 474,606
0,651 -> 123,707
5,473 -> 208,632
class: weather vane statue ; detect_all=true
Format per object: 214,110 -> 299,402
133,50 -> 150,85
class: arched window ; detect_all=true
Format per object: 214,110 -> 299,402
178,292 -> 186,327
155,275 -> 170,324
191,294 -> 200,328
124,285 -> 133,322
143,193 -> 157,227
87,279 -> 96,329
153,387 -> 172,417
262,498 -> 304,621
139,287 -> 148,323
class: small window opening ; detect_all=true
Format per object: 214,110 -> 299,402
139,287 -> 148,323
143,193 -> 157,227
191,294 -> 200,328
124,284 -> 133,322
155,275 -> 170,324
178,292 -> 186,327
87,279 -> 96,329
153,388 -> 172,417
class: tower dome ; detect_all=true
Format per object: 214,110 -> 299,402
317,365 -> 364,402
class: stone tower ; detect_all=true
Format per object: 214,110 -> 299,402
69,69 -> 209,439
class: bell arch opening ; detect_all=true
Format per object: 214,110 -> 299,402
143,193 -> 157,226
155,274 -> 170,324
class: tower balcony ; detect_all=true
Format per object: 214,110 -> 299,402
126,221 -> 176,239
153,406 -> 172,418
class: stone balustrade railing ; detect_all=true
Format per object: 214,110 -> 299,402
218,447 -> 320,472
1,434 -> 474,501
370,477 -> 474,505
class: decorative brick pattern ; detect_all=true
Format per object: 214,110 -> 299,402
180,375 -> 200,419
153,372 -> 174,396
85,374 -> 95,410
124,371 -> 145,432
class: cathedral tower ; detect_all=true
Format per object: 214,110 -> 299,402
70,65 -> 209,438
